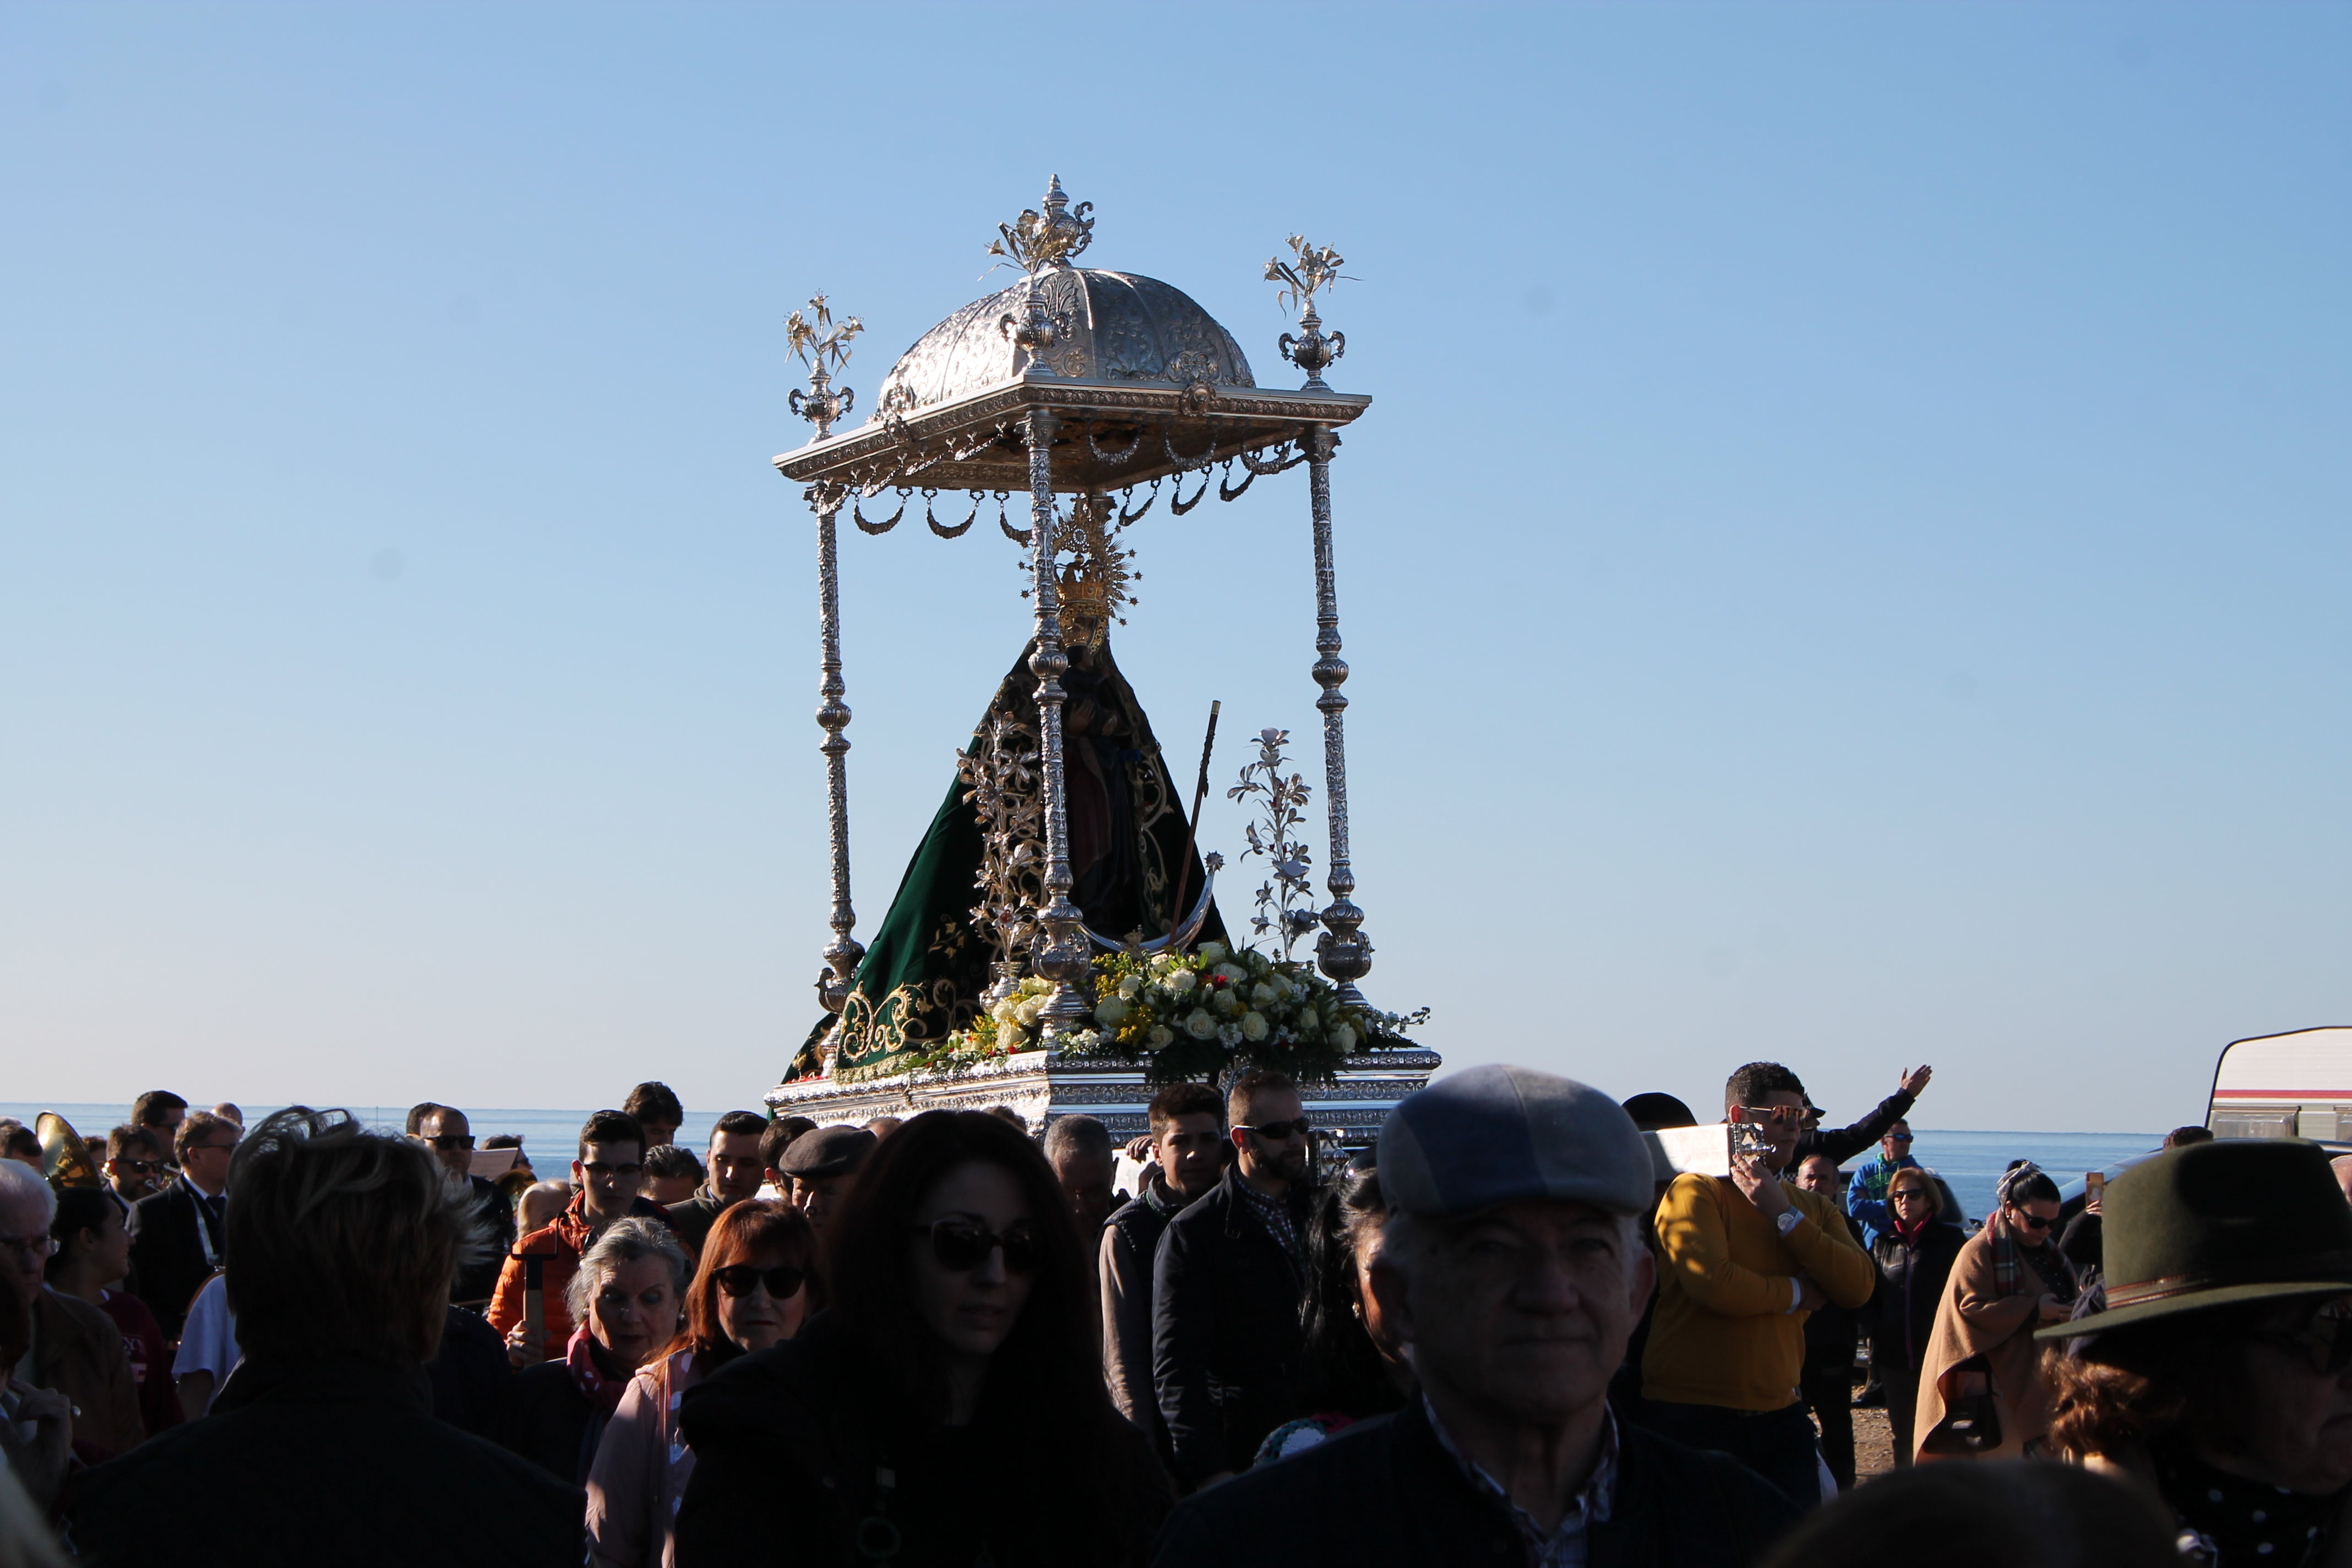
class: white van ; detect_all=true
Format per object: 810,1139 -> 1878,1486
2206,1026 -> 2352,1142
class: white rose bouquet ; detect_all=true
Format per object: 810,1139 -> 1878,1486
937,939 -> 1423,1083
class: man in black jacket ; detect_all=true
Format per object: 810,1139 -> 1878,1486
127,1110 -> 239,1340
1102,1082 -> 1227,1453
407,1102 -> 518,1305
1152,1069 -> 1313,1490
1152,1064 -> 1798,1568
1793,1064 -> 1932,1166
666,1109 -> 771,1255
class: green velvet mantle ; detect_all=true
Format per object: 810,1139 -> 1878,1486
788,639 -> 1226,1084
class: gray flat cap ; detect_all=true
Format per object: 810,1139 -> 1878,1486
1380,1064 -> 1653,1218
777,1124 -> 876,1180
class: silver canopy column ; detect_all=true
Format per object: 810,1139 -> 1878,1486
786,296 -> 867,1024
1271,239 -> 1373,1004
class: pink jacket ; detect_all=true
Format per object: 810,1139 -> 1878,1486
586,1349 -> 707,1568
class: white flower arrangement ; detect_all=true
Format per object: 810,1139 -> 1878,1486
937,937 -> 1422,1083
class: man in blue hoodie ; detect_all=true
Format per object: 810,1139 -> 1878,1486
1845,1119 -> 1921,1249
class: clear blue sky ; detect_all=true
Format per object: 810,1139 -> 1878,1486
2,4 -> 2344,1133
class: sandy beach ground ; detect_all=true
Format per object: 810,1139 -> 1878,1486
1854,1406 -> 1894,1479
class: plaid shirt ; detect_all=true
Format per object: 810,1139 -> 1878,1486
1425,1397 -> 1620,1568
1235,1178 -> 1302,1271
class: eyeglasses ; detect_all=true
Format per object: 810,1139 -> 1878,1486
2256,1305 -> 2352,1377
912,1217 -> 1042,1275
112,1158 -> 162,1175
1888,1134 -> 1914,1144
425,1134 -> 476,1151
583,1162 -> 644,1180
2010,1210 -> 2056,1232
1238,1118 -> 1312,1141
1891,1187 -> 1934,1204
1736,1105 -> 1804,1126
0,1233 -> 56,1260
711,1263 -> 807,1300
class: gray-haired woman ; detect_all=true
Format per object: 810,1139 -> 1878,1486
498,1216 -> 686,1485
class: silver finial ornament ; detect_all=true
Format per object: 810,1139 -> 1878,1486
1267,236 -> 1348,393
989,175 -> 1096,274
786,293 -> 863,439
994,178 -> 1093,381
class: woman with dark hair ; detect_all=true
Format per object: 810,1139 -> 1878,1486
676,1109 -> 1172,1568
2042,1138 -> 2352,1562
46,1185 -> 179,1441
1254,1167 -> 1411,1465
1914,1161 -> 2074,1461
589,1200 -> 815,1568
1868,1166 -> 1966,1466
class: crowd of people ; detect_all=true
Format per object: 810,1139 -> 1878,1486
2,1059 -> 2348,1567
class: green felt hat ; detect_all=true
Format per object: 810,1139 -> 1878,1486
2039,1137 -> 2352,1340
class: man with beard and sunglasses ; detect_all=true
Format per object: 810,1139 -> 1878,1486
1636,1061 -> 1874,1508
1152,1069 -> 1318,1491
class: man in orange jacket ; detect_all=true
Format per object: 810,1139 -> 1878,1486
488,1109 -> 672,1362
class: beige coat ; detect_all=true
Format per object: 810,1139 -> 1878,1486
1913,1224 -> 2055,1463
586,1348 -> 707,1568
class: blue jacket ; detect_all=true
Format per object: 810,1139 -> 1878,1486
1846,1151 -> 1921,1249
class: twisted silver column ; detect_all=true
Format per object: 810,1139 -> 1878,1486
1022,411 -> 1092,1041
810,482 -> 864,1015
1304,426 -> 1371,1003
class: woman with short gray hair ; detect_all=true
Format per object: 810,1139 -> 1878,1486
499,1216 -> 686,1485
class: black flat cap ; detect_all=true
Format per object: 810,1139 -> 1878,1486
777,1124 -> 876,1180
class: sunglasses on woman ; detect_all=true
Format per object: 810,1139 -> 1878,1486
912,1217 -> 1043,1275
710,1263 -> 806,1300
2010,1210 -> 2056,1232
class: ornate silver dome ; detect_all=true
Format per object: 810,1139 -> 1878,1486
873,268 -> 1255,417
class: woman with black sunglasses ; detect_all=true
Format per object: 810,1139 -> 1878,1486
1912,1161 -> 2075,1462
674,1109 -> 1173,1568
589,1199 -> 815,1568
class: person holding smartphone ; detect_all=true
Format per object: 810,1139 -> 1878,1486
1636,1061 -> 1877,1509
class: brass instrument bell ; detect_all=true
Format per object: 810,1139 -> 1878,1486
36,1111 -> 101,1190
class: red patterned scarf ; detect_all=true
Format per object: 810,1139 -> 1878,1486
565,1324 -> 631,1414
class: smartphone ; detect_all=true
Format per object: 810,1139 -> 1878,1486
2084,1171 -> 2105,1208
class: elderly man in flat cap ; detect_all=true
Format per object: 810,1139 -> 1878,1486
1151,1065 -> 1796,1568
776,1124 -> 876,1238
